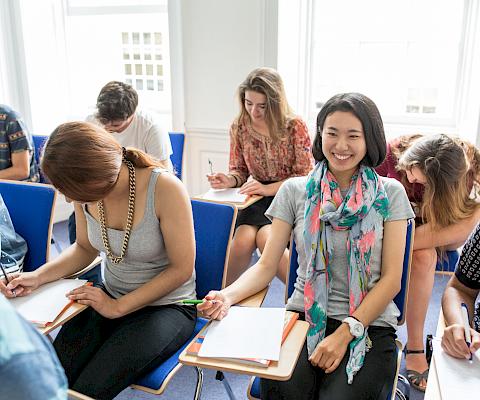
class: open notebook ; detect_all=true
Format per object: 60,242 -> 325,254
432,337 -> 480,399
201,188 -> 248,204
9,279 -> 89,327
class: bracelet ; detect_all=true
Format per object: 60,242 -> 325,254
228,174 -> 240,188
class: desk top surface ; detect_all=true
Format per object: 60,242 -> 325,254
179,319 -> 309,381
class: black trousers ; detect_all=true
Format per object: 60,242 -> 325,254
53,303 -> 196,400
261,318 -> 397,400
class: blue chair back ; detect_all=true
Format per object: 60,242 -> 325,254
132,199 -> 237,394
0,180 -> 56,272
32,134 -> 49,183
285,218 -> 414,324
168,132 -> 185,180
192,199 -> 237,298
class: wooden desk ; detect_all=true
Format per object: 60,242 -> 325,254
39,302 -> 88,336
179,319 -> 309,381
193,194 -> 262,210
424,312 -> 445,400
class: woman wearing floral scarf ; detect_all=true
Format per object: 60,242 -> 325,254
198,93 -> 415,399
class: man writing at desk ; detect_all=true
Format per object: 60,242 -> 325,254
441,222 -> 480,358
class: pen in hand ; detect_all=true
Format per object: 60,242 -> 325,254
461,302 -> 473,360
181,299 -> 216,305
208,158 -> 214,175
0,263 -> 10,285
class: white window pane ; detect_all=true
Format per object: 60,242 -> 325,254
146,64 -> 153,75
121,32 -> 129,44
132,32 -> 140,45
154,32 -> 162,45
156,64 -> 163,76
143,32 -> 151,45
135,64 -> 143,75
147,79 -> 154,90
124,64 -> 132,75
136,79 -> 143,90
309,0 -> 464,122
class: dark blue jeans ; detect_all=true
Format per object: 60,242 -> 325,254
261,317 -> 397,400
53,302 -> 196,400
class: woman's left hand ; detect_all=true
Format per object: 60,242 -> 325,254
308,326 -> 352,373
239,179 -> 269,196
68,285 -> 122,319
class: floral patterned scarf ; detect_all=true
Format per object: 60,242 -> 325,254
303,160 -> 389,383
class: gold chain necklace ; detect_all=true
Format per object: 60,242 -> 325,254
97,160 -> 136,264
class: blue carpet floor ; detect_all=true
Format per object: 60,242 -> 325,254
51,222 -> 450,400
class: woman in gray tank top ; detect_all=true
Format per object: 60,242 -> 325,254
3,122 -> 197,400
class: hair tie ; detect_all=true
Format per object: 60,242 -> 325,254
122,147 -> 127,162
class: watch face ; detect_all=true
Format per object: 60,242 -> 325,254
352,324 -> 363,337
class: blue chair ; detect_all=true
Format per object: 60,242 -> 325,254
248,219 -> 415,400
0,180 -> 56,272
131,199 -> 237,398
169,132 -> 185,180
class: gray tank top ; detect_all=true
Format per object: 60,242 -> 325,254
83,168 -> 196,306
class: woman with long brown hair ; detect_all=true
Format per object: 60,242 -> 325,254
207,67 -> 314,284
376,133 -> 480,391
0,122 -> 197,399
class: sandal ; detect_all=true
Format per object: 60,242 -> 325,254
404,348 -> 429,392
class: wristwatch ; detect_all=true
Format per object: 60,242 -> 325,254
342,316 -> 365,338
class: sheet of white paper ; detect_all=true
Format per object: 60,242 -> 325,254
432,338 -> 480,399
198,307 -> 285,361
9,279 -> 88,324
202,188 -> 247,203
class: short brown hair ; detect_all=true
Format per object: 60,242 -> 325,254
42,122 -> 162,202
96,81 -> 138,122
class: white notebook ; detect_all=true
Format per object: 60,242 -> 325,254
201,188 -> 248,204
432,338 -> 480,399
9,279 -> 88,326
198,307 -> 285,361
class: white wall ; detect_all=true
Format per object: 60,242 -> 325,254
170,0 -> 278,195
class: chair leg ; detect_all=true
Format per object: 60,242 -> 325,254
395,374 -> 410,400
215,371 -> 237,400
193,367 -> 203,400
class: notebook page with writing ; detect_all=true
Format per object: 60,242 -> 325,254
198,306 -> 285,361
9,279 -> 88,326
202,188 -> 248,204
432,338 -> 480,399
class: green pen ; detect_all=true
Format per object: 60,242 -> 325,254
182,299 -> 204,304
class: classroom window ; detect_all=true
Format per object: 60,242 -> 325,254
14,0 -> 172,134
278,0 -> 480,141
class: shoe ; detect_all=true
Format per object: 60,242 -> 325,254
404,347 -> 429,392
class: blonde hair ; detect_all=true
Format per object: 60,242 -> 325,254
234,67 -> 295,142
41,121 -> 163,202
397,134 -> 480,228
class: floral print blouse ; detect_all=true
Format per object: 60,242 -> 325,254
228,117 -> 314,185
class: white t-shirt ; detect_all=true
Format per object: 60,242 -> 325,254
86,108 -> 172,166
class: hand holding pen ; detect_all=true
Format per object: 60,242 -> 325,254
0,263 -> 16,297
206,159 -> 237,189
441,302 -> 480,359
189,290 -> 231,320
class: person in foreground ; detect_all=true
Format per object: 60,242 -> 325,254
200,93 -> 414,399
0,294 -> 68,400
207,67 -> 314,285
441,222 -> 480,359
0,122 -> 196,400
376,133 -> 480,390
